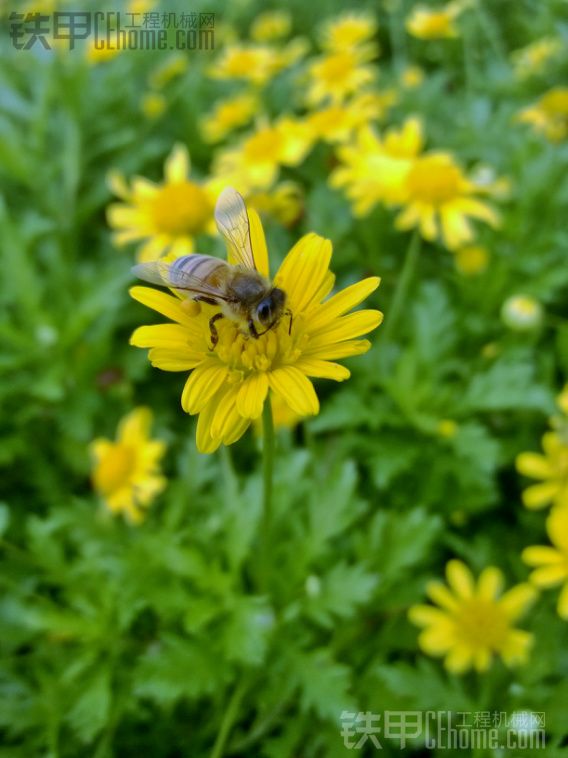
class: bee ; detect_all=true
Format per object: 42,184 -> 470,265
132,187 -> 289,347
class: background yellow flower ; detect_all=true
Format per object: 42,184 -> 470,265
409,560 -> 536,673
90,408 -> 167,523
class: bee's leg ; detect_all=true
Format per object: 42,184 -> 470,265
286,309 -> 293,335
208,313 -> 224,350
248,318 -> 259,339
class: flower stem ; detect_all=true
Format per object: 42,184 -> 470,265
260,398 -> 274,593
381,229 -> 421,344
209,680 -> 247,758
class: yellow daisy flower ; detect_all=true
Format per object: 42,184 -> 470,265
523,506 -> 568,620
395,152 -> 500,249
200,92 -> 258,144
250,10 -> 292,42
129,190 -> 383,454
90,407 -> 167,524
405,3 -> 461,40
511,37 -> 562,80
409,560 -> 536,673
107,144 -> 216,262
319,12 -> 378,52
331,117 -> 424,214
305,46 -> 376,106
211,118 -> 314,194
516,431 -> 568,511
308,91 -> 397,145
517,87 -> 568,143
208,41 -> 305,86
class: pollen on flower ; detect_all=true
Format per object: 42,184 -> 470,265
406,155 -> 462,203
213,317 -> 308,374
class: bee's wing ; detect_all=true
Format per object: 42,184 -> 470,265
215,187 -> 257,271
132,260 -> 230,301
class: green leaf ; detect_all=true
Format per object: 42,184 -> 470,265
66,668 -> 111,744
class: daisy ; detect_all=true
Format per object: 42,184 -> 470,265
90,408 -> 167,524
405,3 -> 462,40
107,144 -> 216,262
517,87 -> 568,143
395,152 -> 500,249
308,91 -> 396,145
523,507 -> 568,620
129,190 -> 382,453
211,118 -> 314,194
250,10 -> 292,42
516,431 -> 568,511
319,12 -> 378,52
200,92 -> 258,144
305,47 -> 376,106
331,118 -> 424,214
409,560 -> 536,673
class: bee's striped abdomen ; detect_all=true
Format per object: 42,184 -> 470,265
170,254 -> 228,288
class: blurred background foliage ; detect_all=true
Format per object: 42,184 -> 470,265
1,0 -> 568,755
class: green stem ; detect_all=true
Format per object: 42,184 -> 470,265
260,398 -> 275,592
381,230 -> 421,344
210,680 -> 247,758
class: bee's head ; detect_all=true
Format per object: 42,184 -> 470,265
256,287 -> 286,326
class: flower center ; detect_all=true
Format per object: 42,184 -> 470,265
244,128 -> 283,162
421,12 -> 451,35
151,182 -> 212,236
212,313 -> 308,376
319,52 -> 355,84
94,444 -> 136,496
454,599 -> 509,651
406,155 -> 463,204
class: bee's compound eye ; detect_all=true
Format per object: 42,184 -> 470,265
257,301 -> 272,324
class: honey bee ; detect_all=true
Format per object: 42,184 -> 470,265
132,187 -> 289,347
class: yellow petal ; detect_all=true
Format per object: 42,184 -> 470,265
425,581 -> 459,611
528,564 -> 567,588
195,395 -> 223,454
418,623 -> 455,655
248,207 -> 269,277
293,358 -> 350,381
522,481 -> 559,509
129,286 -> 201,330
516,452 -> 553,480
477,566 -> 504,601
446,560 -> 474,598
500,629 -> 533,666
181,362 -> 228,414
165,143 -> 190,183
522,545 -> 564,567
499,583 -> 537,619
148,348 -> 204,371
268,366 -> 319,416
444,643 -> 473,674
407,604 -> 449,627
557,582 -> 568,619
130,324 -> 191,349
307,277 -> 381,332
275,233 -> 332,315
236,372 -> 269,419
308,309 -> 383,346
209,385 -> 241,439
118,407 -> 152,445
303,339 -> 371,361
546,506 -> 568,551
